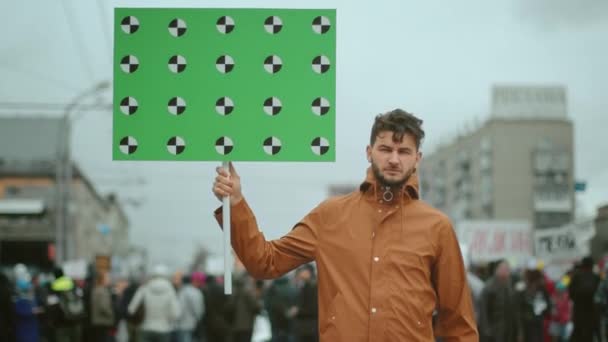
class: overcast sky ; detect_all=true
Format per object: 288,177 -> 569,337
1,0 -> 607,269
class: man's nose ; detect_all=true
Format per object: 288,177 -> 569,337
388,151 -> 399,164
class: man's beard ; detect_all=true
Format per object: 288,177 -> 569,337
371,161 -> 414,188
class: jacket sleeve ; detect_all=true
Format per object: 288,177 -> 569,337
214,198 -> 319,279
169,286 -> 181,322
432,219 -> 479,342
127,287 -> 143,315
94,287 -> 115,322
477,284 -> 492,338
199,289 -> 205,318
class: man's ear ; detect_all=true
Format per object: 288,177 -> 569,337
366,145 -> 372,163
415,151 -> 422,170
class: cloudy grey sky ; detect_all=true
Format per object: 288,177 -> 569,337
1,0 -> 607,269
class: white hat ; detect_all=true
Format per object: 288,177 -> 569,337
151,264 -> 169,277
526,258 -> 538,270
13,263 -> 31,282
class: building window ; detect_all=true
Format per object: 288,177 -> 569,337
5,186 -> 20,196
535,212 -> 572,229
482,204 -> 494,218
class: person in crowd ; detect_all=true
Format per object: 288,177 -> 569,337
229,273 -> 261,342
119,276 -> 141,342
14,271 -> 41,342
46,267 -> 84,342
517,261 -> 551,342
190,272 -> 207,342
535,260 -> 555,342
90,271 -> 115,342
1,271 -> 17,342
569,256 -> 600,342
202,275 -> 232,342
265,276 -> 296,342
292,264 -> 319,342
175,275 -> 204,342
32,273 -> 53,342
478,260 -> 520,342
595,263 -> 608,342
128,264 -> 180,342
548,277 -> 571,342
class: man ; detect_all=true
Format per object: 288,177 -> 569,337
175,275 -> 204,342
292,264 -> 319,342
0,271 -> 16,342
46,267 -> 85,342
265,276 -> 296,342
90,271 -> 115,342
212,109 -> 478,341
202,276 -> 233,342
569,256 -> 600,342
478,260 -> 519,342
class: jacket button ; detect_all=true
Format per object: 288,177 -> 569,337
371,308 -> 377,314
373,257 -> 379,262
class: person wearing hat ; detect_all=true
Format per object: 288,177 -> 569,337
13,268 -> 41,342
128,264 -> 181,342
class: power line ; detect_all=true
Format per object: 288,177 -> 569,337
0,102 -> 112,111
61,0 -> 96,82
0,64 -> 82,92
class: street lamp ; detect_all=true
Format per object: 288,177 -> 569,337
55,80 -> 111,263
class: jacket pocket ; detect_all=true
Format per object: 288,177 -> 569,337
319,292 -> 342,341
387,250 -> 434,339
389,249 -> 429,291
385,294 -> 432,341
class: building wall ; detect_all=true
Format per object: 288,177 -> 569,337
0,177 -> 55,200
0,172 -> 130,264
591,205 -> 608,260
0,176 -> 56,242
489,119 -> 574,226
71,179 -> 129,261
421,118 -> 574,229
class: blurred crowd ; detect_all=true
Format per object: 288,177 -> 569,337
0,262 -> 319,342
6,254 -> 608,342
470,256 -> 608,342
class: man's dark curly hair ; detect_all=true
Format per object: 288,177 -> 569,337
370,108 -> 425,150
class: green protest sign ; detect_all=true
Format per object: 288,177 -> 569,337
113,8 -> 336,162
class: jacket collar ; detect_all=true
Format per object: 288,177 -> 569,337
359,167 -> 420,201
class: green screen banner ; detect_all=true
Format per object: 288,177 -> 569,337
113,8 -> 336,162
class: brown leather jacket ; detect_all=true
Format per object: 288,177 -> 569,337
215,168 -> 478,341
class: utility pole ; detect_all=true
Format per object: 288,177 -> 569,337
55,81 -> 110,263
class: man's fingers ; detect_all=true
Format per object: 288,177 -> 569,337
214,188 -> 229,197
229,162 -> 239,177
215,175 -> 233,186
215,182 -> 233,193
216,166 -> 229,177
213,184 -> 232,198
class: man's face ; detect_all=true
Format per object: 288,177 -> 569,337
495,262 -> 510,281
297,269 -> 311,282
366,131 -> 421,187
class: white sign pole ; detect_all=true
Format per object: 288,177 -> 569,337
222,161 -> 232,295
